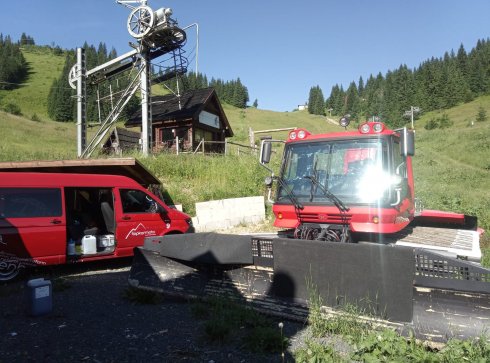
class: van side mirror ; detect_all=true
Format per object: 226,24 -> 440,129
260,140 -> 272,164
400,128 -> 415,157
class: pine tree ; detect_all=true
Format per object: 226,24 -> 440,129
441,56 -> 471,108
308,86 -> 325,115
0,34 -> 28,90
307,86 -> 318,114
20,33 -> 27,46
358,76 -> 365,97
322,38 -> 490,124
364,73 -> 385,121
344,81 -> 360,121
47,52 -> 75,121
334,85 -> 346,116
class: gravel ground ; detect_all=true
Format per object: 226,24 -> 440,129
0,260 -> 310,363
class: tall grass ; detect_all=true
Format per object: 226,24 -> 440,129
296,280 -> 490,362
191,296 -> 288,353
141,153 -> 266,215
413,97 -> 490,240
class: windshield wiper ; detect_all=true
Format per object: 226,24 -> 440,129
309,159 -> 319,202
303,175 -> 349,212
275,176 -> 304,210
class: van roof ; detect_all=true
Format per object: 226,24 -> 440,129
0,171 -> 143,188
0,158 -> 160,186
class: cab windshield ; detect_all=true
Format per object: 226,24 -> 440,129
278,138 -> 394,205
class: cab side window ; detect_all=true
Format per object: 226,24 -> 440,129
393,141 -> 409,200
393,141 -> 407,178
120,189 -> 158,214
0,188 -> 62,218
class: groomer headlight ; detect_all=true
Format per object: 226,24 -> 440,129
373,122 -> 385,133
339,115 -> 350,128
298,130 -> 306,139
359,123 -> 371,134
289,131 -> 297,140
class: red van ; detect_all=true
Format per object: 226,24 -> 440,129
0,160 -> 193,281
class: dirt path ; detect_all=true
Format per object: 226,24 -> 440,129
0,261 -> 308,363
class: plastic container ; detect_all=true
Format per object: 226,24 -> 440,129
97,234 -> 115,248
26,278 -> 52,316
67,239 -> 76,255
81,235 -> 97,254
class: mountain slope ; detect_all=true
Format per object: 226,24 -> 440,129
0,46 -> 489,239
411,96 -> 490,233
0,46 -> 65,121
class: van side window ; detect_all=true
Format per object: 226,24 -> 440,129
0,188 -> 62,218
120,189 -> 158,214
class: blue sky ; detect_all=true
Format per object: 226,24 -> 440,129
1,0 -> 489,111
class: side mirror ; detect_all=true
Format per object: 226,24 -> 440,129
400,128 -> 415,157
260,140 -> 272,164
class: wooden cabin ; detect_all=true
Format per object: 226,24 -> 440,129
125,88 -> 233,153
102,127 -> 141,155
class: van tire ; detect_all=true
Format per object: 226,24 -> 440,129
0,263 -> 23,282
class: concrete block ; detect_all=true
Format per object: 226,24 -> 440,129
192,196 -> 265,232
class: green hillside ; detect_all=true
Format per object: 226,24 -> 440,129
0,46 -> 65,121
412,97 -> 490,234
0,46 -> 489,247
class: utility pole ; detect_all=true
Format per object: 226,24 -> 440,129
76,48 -> 86,157
404,106 -> 420,130
140,48 -> 152,156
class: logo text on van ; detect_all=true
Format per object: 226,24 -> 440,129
125,223 -> 157,240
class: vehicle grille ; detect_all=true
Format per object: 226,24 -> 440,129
298,212 -> 352,224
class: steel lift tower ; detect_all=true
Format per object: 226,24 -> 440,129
69,0 -> 189,158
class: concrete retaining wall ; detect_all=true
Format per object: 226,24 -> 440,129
191,196 -> 265,232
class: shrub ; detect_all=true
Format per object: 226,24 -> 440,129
424,114 -> 453,130
424,118 -> 439,130
3,103 -> 22,116
438,113 -> 453,129
52,46 -> 63,56
476,106 -> 487,122
192,296 -> 289,353
243,325 -> 287,353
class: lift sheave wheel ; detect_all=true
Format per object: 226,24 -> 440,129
127,5 -> 155,39
68,64 -> 80,90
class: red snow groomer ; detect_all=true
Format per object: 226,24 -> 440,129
130,118 -> 490,343
261,119 -> 482,262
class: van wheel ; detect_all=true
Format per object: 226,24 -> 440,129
0,262 -> 22,282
